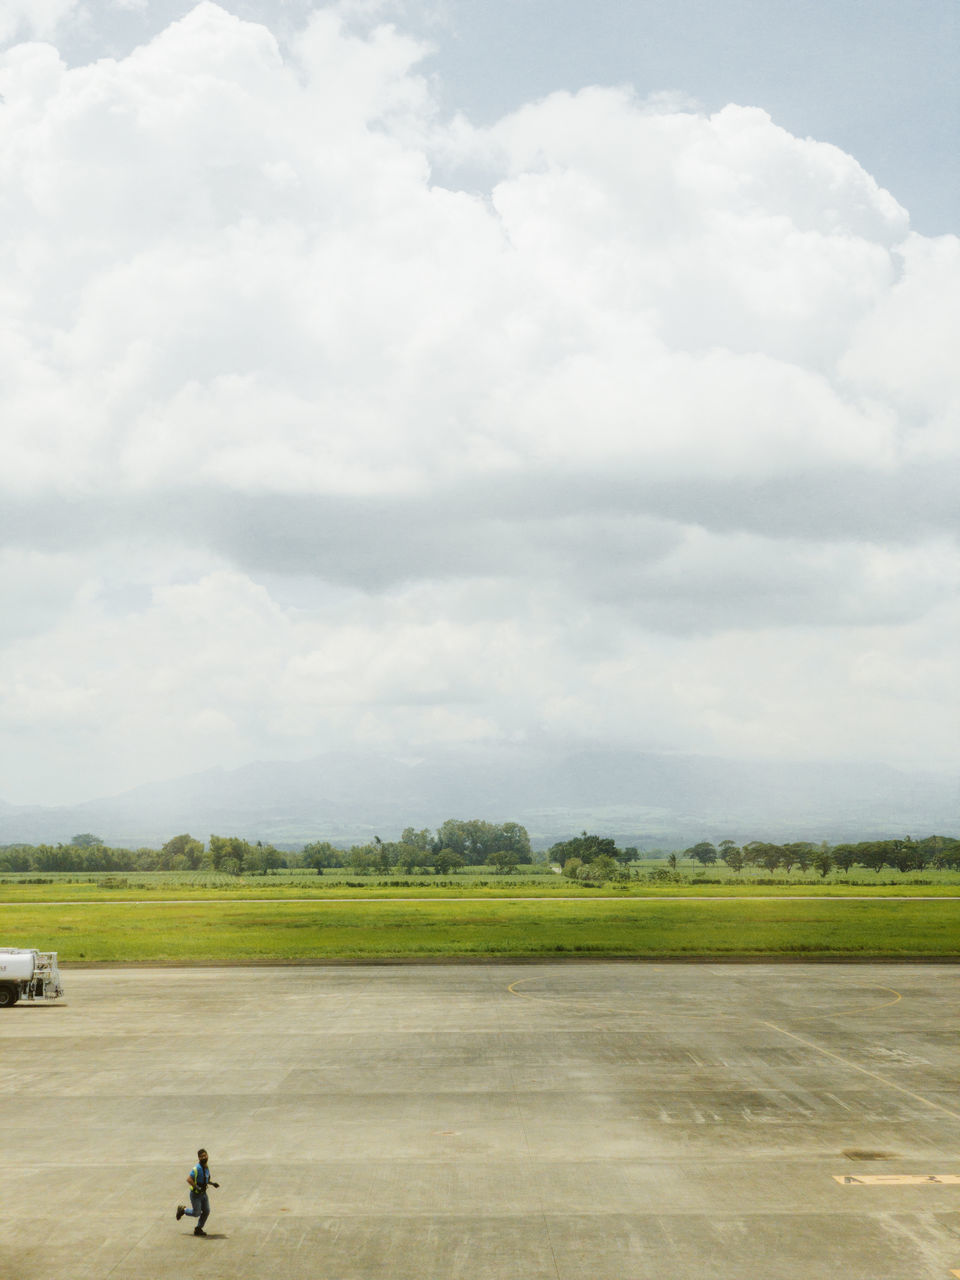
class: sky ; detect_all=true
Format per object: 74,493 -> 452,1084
0,0 -> 958,806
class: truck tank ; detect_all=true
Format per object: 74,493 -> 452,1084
0,949 -> 37,981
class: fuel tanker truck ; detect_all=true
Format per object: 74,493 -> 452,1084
0,949 -> 64,1007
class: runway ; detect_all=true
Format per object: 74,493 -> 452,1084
3,964 -> 960,1279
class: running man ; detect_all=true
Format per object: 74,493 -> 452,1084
176,1148 -> 220,1236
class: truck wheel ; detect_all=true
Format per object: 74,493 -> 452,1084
0,984 -> 18,1008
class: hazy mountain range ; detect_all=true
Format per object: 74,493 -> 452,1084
0,748 -> 957,850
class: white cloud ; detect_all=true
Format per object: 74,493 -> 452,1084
840,232 -> 960,435
0,0 -> 80,45
0,3 -> 958,803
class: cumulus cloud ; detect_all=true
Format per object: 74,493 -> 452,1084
0,0 -> 80,45
0,2 -> 958,802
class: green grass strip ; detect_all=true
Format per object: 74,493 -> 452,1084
3,898 -> 960,962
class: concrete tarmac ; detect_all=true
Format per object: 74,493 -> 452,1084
2,963 -> 960,1279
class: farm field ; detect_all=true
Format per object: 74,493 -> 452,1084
5,865 -> 960,901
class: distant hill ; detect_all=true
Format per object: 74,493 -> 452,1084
0,747 -> 957,850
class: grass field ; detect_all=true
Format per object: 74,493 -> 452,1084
3,896 -> 960,963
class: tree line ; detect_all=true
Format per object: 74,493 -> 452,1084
2,827 -> 958,879
679,836 -> 960,877
555,834 -> 960,881
0,819 -> 535,876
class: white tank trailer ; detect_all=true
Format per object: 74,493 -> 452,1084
0,949 -> 64,1007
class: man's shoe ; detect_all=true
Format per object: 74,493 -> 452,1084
176,1206 -> 185,1220
194,1227 -> 207,1236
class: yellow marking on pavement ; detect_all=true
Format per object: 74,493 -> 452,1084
764,1021 -> 960,1123
788,983 -> 902,1021
506,976 -> 634,1023
834,1175 -> 960,1185
507,976 -> 605,1009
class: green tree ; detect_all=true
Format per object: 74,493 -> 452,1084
584,853 -> 620,883
687,841 -> 718,866
859,841 -> 893,874
919,835 -> 960,869
302,841 -> 343,872
549,832 -> 618,864
436,820 -> 468,857
831,844 -> 856,875
719,840 -> 744,874
496,822 -> 533,862
347,846 -> 377,874
811,847 -> 833,878
434,819 -> 531,865
487,848 -> 520,874
743,842 -> 783,874
161,834 -> 204,870
393,842 -> 427,873
401,827 -> 433,854
761,844 -> 785,874
245,843 -> 263,873
367,836 -> 392,873
433,849 -> 464,875
70,833 -> 103,848
35,844 -> 78,872
244,843 -> 282,875
896,837 -> 926,872
209,835 -> 253,873
784,842 -> 814,874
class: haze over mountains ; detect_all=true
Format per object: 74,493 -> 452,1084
0,749 -> 956,851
